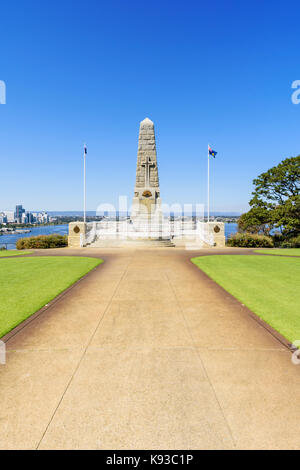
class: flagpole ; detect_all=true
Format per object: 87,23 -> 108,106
207,145 -> 210,223
83,144 -> 86,224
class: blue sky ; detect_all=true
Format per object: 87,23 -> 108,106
1,0 -> 299,213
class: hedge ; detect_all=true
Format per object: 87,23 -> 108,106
16,234 -> 68,250
227,233 -> 274,248
281,235 -> 300,248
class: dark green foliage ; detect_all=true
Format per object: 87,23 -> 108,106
239,156 -> 300,239
272,232 -> 285,247
16,234 -> 67,250
280,235 -> 300,248
227,233 -> 274,248
238,207 -> 272,235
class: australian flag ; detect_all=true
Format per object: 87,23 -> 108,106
208,145 -> 217,158
84,144 -> 87,155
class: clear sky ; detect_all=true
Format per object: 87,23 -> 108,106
1,0 -> 300,214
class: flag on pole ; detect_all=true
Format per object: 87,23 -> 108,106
84,144 -> 87,155
208,145 -> 217,158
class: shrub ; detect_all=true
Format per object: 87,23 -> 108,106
280,235 -> 300,248
227,232 -> 274,248
16,234 -> 68,250
0,246 -> 7,251
272,232 -> 284,247
16,238 -> 26,250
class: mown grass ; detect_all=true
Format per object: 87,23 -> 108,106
0,256 -> 102,337
254,248 -> 300,257
192,255 -> 300,344
0,250 -> 32,257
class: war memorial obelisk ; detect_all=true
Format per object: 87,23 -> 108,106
68,117 -> 225,248
131,117 -> 162,223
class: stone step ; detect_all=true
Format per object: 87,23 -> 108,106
88,238 -> 175,248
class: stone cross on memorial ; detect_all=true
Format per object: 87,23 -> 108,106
141,156 -> 156,188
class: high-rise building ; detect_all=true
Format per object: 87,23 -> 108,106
15,205 -> 25,223
3,211 -> 14,222
26,212 -> 34,224
0,212 -> 7,224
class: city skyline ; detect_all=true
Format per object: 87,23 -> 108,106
0,204 -> 50,225
0,204 -> 241,217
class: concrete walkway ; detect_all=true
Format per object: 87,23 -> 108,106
1,248 -> 299,450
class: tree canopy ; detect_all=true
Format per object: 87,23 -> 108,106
238,156 -> 300,237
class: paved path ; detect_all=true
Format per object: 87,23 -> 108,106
1,248 -> 299,450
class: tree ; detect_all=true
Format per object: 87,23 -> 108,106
238,207 -> 272,235
239,156 -> 300,237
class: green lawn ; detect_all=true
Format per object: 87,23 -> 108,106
0,250 -> 32,257
192,255 -> 300,344
0,256 -> 103,337
254,248 -> 300,257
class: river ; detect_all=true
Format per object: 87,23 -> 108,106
0,224 -> 69,250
